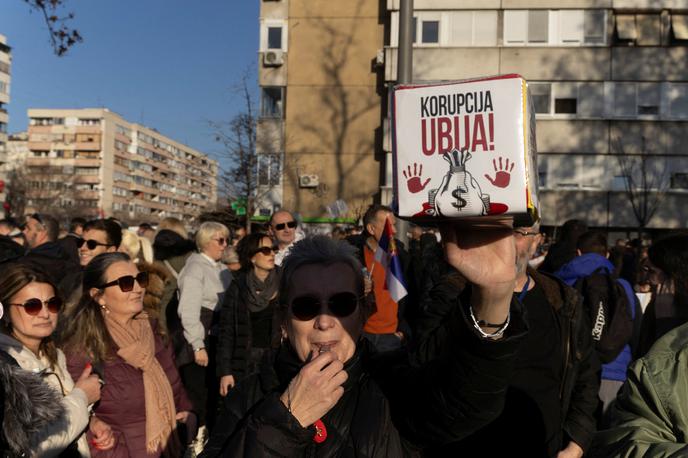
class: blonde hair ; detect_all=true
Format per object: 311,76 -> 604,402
158,217 -> 188,239
119,230 -> 142,261
196,222 -> 229,251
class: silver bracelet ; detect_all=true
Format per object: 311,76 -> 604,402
469,306 -> 510,339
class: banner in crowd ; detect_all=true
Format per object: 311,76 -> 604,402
392,74 -> 539,225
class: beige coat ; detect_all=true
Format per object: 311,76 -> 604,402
0,333 -> 90,457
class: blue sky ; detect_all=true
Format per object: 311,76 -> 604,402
0,0 -> 260,166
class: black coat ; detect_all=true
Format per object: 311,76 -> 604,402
413,269 -> 600,454
217,271 -> 279,380
201,296 -> 528,457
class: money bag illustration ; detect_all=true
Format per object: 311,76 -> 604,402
430,148 -> 490,217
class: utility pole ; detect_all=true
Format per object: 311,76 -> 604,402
396,0 -> 413,244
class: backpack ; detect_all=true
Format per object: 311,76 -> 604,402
574,268 -> 634,364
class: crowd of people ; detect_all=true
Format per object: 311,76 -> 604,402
0,207 -> 686,457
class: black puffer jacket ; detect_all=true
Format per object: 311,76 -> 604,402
0,350 -> 67,457
413,268 -> 599,454
217,271 -> 279,381
201,296 -> 528,457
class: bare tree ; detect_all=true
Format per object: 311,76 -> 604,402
210,73 -> 264,234
615,136 -> 669,237
22,0 -> 82,56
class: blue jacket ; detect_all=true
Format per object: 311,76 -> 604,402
555,253 -> 637,382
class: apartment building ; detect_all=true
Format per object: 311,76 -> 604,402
384,0 -> 688,231
259,0 -> 688,231
0,34 -> 10,189
24,108 -> 218,223
256,1 -> 385,222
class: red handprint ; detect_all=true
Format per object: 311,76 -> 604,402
484,157 -> 514,188
403,163 -> 431,194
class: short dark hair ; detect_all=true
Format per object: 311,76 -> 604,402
138,222 -> 154,231
236,232 -> 271,271
31,213 -> 59,242
69,217 -> 87,233
83,219 -> 123,249
577,231 -> 608,256
362,204 -> 393,229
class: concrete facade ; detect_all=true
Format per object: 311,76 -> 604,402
22,108 -> 218,224
256,0 -> 385,221
0,34 -> 10,189
256,1 -> 688,230
383,1 -> 688,230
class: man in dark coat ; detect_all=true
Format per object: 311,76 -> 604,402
416,221 -> 600,457
20,213 -> 79,296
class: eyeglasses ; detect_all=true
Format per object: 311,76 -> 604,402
513,229 -> 541,237
253,246 -> 278,256
290,292 -> 360,321
212,238 -> 228,245
274,221 -> 297,231
77,238 -> 114,250
9,297 -> 62,316
97,272 -> 149,292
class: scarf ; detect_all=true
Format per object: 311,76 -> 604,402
105,312 -> 179,456
245,269 -> 279,312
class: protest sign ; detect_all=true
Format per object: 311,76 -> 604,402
392,74 -> 539,225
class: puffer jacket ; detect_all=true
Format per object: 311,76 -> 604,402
0,350 -> 67,457
592,321 -> 688,456
555,253 -> 638,382
0,335 -> 90,457
201,295 -> 529,457
413,268 -> 600,453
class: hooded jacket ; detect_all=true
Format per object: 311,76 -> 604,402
555,253 -> 638,382
0,335 -> 89,458
591,321 -> 688,456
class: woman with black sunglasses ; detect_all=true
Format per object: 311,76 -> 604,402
59,252 -> 196,457
0,263 -> 102,456
217,232 -> 280,397
202,228 -> 528,457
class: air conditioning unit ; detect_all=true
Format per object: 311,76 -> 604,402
299,174 -> 319,188
263,50 -> 284,67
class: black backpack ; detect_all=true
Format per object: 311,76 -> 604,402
574,269 -> 634,364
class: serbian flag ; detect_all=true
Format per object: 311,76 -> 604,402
374,218 -> 409,302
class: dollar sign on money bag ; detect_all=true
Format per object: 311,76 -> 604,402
431,148 -> 490,217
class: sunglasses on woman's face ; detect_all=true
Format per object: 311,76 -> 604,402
273,221 -> 297,231
253,246 -> 278,256
289,292 -> 360,321
98,272 -> 149,292
9,297 -> 62,316
77,238 -> 113,250
212,237 -> 228,246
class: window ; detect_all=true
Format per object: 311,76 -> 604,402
257,154 -> 281,186
0,81 -> 7,94
615,15 -> 637,42
614,83 -> 637,117
554,83 -> 578,115
75,167 -> 99,175
421,20 -> 439,43
267,27 -> 282,49
671,14 -> 688,41
448,11 -> 498,46
637,83 -> 660,115
528,10 -> 549,43
530,83 -> 551,114
612,175 -> 630,191
78,118 -> 101,126
668,84 -> 688,118
261,87 -> 285,118
671,173 -> 688,189
506,10 -> 607,46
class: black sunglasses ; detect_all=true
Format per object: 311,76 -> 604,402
9,297 -> 62,316
274,221 -> 297,231
253,246 -> 278,256
98,272 -> 149,292
212,237 -> 228,245
290,292 -> 360,321
77,238 -> 114,250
